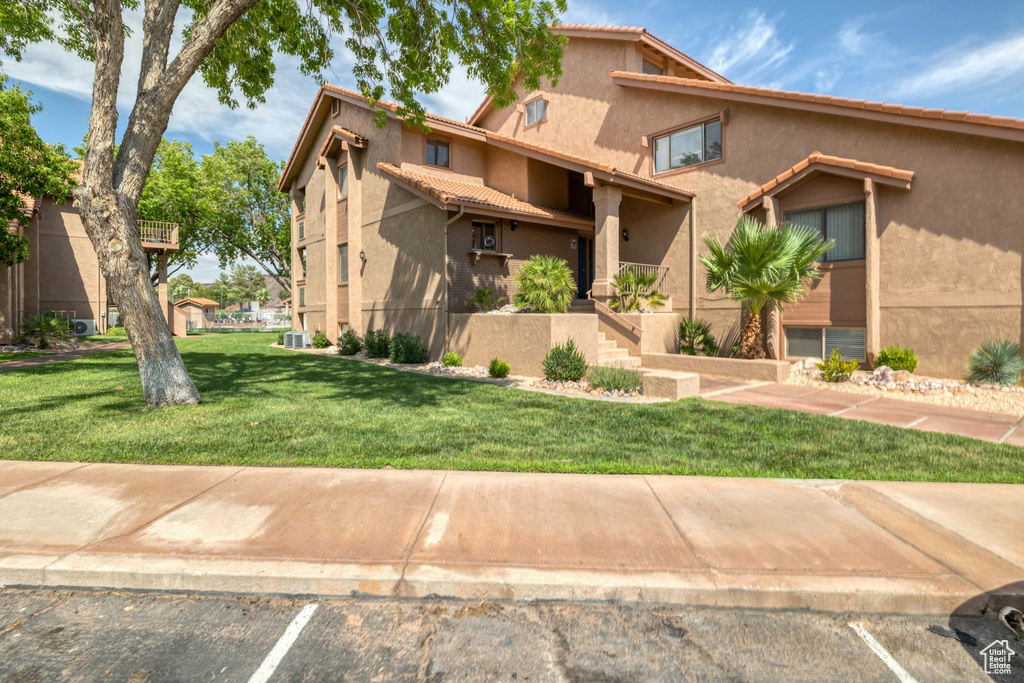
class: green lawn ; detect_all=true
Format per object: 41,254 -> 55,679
0,351 -> 47,363
0,332 -> 1021,482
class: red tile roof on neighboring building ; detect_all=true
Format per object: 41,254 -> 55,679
174,297 -> 221,308
377,162 -> 594,224
611,71 -> 1024,140
738,152 -> 915,209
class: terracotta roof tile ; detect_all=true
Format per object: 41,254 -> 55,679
738,152 -> 915,208
174,297 -> 221,308
611,71 -> 1024,137
322,83 -> 483,134
377,162 -> 593,224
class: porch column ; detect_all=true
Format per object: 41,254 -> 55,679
591,185 -> 622,302
864,178 -> 881,365
157,252 -> 169,327
324,157 -> 339,343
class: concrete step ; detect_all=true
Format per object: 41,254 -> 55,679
597,356 -> 642,369
599,347 -> 630,360
597,332 -> 607,342
568,299 -> 596,313
598,340 -> 618,351
638,368 -> 701,400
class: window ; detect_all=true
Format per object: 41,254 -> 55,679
299,247 -> 307,279
298,219 -> 305,241
784,201 -> 865,261
642,60 -> 664,75
301,313 -> 307,331
299,287 -> 305,307
785,327 -> 866,362
426,137 -> 450,168
338,244 -> 348,283
653,118 -> 722,173
338,165 -> 348,199
524,97 -> 546,126
473,220 -> 497,251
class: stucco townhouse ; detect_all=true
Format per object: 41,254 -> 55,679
278,24 -> 1024,378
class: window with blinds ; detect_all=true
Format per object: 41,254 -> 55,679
338,244 -> 348,283
785,327 -> 866,361
525,97 -> 546,126
653,119 -> 722,174
338,165 -> 348,200
784,201 -> 865,261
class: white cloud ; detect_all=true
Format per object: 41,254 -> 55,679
704,11 -> 793,83
895,31 -> 1024,98
838,21 -> 870,56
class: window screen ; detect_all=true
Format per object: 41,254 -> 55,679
525,98 -> 546,126
298,219 -> 305,241
426,137 -> 450,168
786,327 -> 823,358
338,244 -> 348,283
642,60 -> 664,75
825,327 -> 866,362
299,287 -> 305,307
473,221 -> 497,251
784,201 -> 865,261
654,119 -> 723,173
338,165 -> 348,199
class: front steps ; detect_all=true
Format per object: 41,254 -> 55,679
597,332 -> 641,368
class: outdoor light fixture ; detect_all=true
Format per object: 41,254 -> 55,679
359,250 -> 366,262
510,220 -> 518,231
621,228 -> 629,242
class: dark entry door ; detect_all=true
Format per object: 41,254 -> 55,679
577,237 -> 595,299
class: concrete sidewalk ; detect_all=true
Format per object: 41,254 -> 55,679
0,342 -> 130,373
1,461 -> 1021,615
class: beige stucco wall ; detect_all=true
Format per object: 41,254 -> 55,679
618,312 -> 684,354
447,312 -> 598,376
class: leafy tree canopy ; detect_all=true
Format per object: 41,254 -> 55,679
0,74 -> 78,266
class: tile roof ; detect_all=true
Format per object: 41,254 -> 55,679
317,125 -> 367,159
322,84 -> 484,134
611,71 -> 1024,137
738,152 -> 915,208
377,162 -> 593,224
174,297 -> 221,308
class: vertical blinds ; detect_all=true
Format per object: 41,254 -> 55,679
784,201 -> 865,261
785,327 -> 866,361
825,327 -> 866,361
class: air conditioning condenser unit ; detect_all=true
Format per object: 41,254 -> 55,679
72,319 -> 97,336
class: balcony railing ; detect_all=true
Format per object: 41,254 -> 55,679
618,261 -> 669,293
139,220 -> 179,250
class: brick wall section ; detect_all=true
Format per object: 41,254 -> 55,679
447,214 -> 581,313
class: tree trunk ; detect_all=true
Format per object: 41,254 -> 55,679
74,188 -> 200,406
737,309 -> 766,359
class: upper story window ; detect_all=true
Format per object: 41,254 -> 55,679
338,164 -> 348,199
785,201 -> 866,262
653,118 -> 722,174
299,247 -> 307,279
642,60 -> 664,75
524,97 -> 546,126
338,244 -> 348,283
298,218 -> 305,241
426,137 -> 450,169
473,220 -> 497,251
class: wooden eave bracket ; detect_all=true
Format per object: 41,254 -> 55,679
468,249 -> 512,267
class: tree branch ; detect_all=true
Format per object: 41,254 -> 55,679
66,0 -> 97,37
137,0 -> 181,94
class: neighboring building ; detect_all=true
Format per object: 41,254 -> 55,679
173,297 -> 220,332
1,190 -> 181,341
279,24 -> 1024,376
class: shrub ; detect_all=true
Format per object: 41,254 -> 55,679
609,266 -> 666,312
337,330 -> 363,355
488,358 -> 511,378
875,345 -> 918,373
277,330 -> 286,345
512,254 -> 576,313
443,352 -> 463,367
588,365 -> 642,393
679,318 -> 719,357
364,329 -> 391,358
20,314 -> 71,349
311,330 -> 330,349
467,287 -> 505,312
389,333 -> 429,364
816,348 -> 860,383
106,326 -> 128,338
966,339 -> 1024,385
542,337 -> 589,381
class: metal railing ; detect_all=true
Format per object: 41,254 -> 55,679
139,220 -> 179,245
618,261 -> 669,293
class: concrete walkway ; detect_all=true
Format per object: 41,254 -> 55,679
0,342 -> 130,373
1,461 -> 1021,615
699,378 -> 1024,445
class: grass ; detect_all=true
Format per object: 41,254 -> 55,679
0,352 -> 47,363
0,333 -> 1021,482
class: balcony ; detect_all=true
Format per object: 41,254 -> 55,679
140,220 -> 179,252
618,261 -> 669,292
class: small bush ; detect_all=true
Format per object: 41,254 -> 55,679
337,330 -> 363,355
311,330 -> 330,349
488,358 -> 511,378
816,348 -> 860,383
588,365 -> 642,392
443,352 -> 463,367
389,333 -> 429,364
512,255 -> 576,313
364,329 -> 391,358
20,314 -> 72,349
542,337 -> 589,381
106,326 -> 128,338
875,345 -> 918,373
679,318 -> 719,357
467,288 -> 505,312
277,330 -> 286,345
966,339 -> 1024,385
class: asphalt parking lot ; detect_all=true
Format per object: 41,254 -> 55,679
0,587 -> 1019,682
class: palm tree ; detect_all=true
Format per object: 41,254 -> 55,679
609,266 -> 667,312
701,216 -> 833,359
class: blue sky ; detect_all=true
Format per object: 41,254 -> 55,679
5,0 -> 1024,279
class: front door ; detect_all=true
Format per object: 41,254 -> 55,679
577,237 -> 595,299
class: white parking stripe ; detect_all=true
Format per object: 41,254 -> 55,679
848,622 -> 919,683
248,604 -> 319,683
